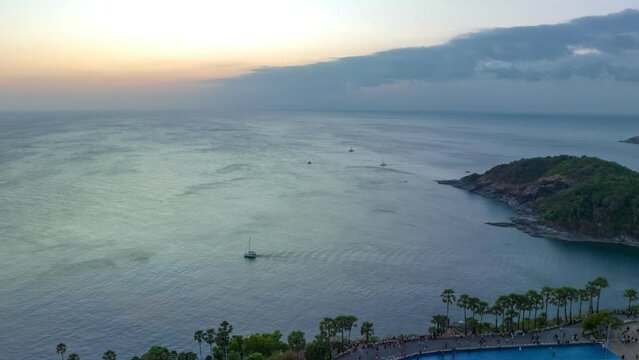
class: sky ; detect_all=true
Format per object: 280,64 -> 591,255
1,0 -> 639,112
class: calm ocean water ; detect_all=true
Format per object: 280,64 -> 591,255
0,111 -> 638,359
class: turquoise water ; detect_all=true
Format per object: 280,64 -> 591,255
1,111 -> 638,359
417,344 -> 619,359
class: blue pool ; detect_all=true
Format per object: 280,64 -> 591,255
416,344 -> 620,359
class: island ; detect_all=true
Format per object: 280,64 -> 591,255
621,136 -> 639,144
438,155 -> 639,248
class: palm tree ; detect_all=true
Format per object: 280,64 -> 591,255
541,287 -> 553,326
194,330 -> 205,360
102,350 -> 116,360
471,297 -> 482,322
586,282 -> 597,314
67,354 -> 79,360
557,287 -> 570,322
360,321 -> 374,343
566,287 -> 578,320
495,295 -> 511,330
490,305 -> 502,332
320,317 -> 337,357
215,320 -> 233,360
440,289 -> 456,328
593,276 -> 609,313
549,289 -> 561,325
476,301 -> 488,334
204,328 -> 216,357
288,330 -> 306,360
457,294 -> 471,335
56,343 -> 67,360
507,293 -> 522,331
578,288 -> 589,318
343,315 -> 358,343
431,314 -> 447,336
526,290 -> 542,329
624,289 -> 638,311
333,316 -> 348,347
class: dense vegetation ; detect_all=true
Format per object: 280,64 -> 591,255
471,156 -> 639,239
54,278 -> 638,360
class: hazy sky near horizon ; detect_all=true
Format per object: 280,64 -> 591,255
2,0 -> 639,111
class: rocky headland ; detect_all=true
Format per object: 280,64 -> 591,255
438,155 -> 639,248
621,136 -> 639,144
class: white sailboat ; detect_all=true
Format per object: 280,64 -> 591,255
244,237 -> 257,259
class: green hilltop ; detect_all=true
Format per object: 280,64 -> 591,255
472,155 -> 639,239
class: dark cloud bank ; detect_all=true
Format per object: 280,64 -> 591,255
206,9 -> 639,113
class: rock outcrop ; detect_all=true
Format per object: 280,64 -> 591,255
438,156 -> 639,248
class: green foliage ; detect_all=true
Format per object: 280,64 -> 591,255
244,353 -> 265,360
241,331 -> 289,357
56,343 -> 67,358
140,346 -> 171,360
267,350 -> 296,360
360,321 -> 374,342
480,155 -> 574,185
582,312 -> 622,337
470,155 -> 639,238
304,337 -> 330,360
102,350 -> 116,360
287,330 -> 306,358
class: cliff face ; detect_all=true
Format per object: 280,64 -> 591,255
439,156 -> 639,248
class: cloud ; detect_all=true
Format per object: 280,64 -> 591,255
205,9 -> 639,112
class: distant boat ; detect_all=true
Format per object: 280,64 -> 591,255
244,237 -> 257,259
379,158 -> 387,167
348,146 -> 354,153
307,161 -> 312,165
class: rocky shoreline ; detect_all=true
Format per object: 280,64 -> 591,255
437,178 -> 639,248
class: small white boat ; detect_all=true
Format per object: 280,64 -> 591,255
244,237 -> 257,259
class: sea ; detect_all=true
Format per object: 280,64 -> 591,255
0,110 -> 638,359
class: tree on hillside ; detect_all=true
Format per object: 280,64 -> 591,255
440,289 -> 456,328
67,354 -> 80,360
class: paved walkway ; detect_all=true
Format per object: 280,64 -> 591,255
609,320 -> 639,360
337,322 -> 588,360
